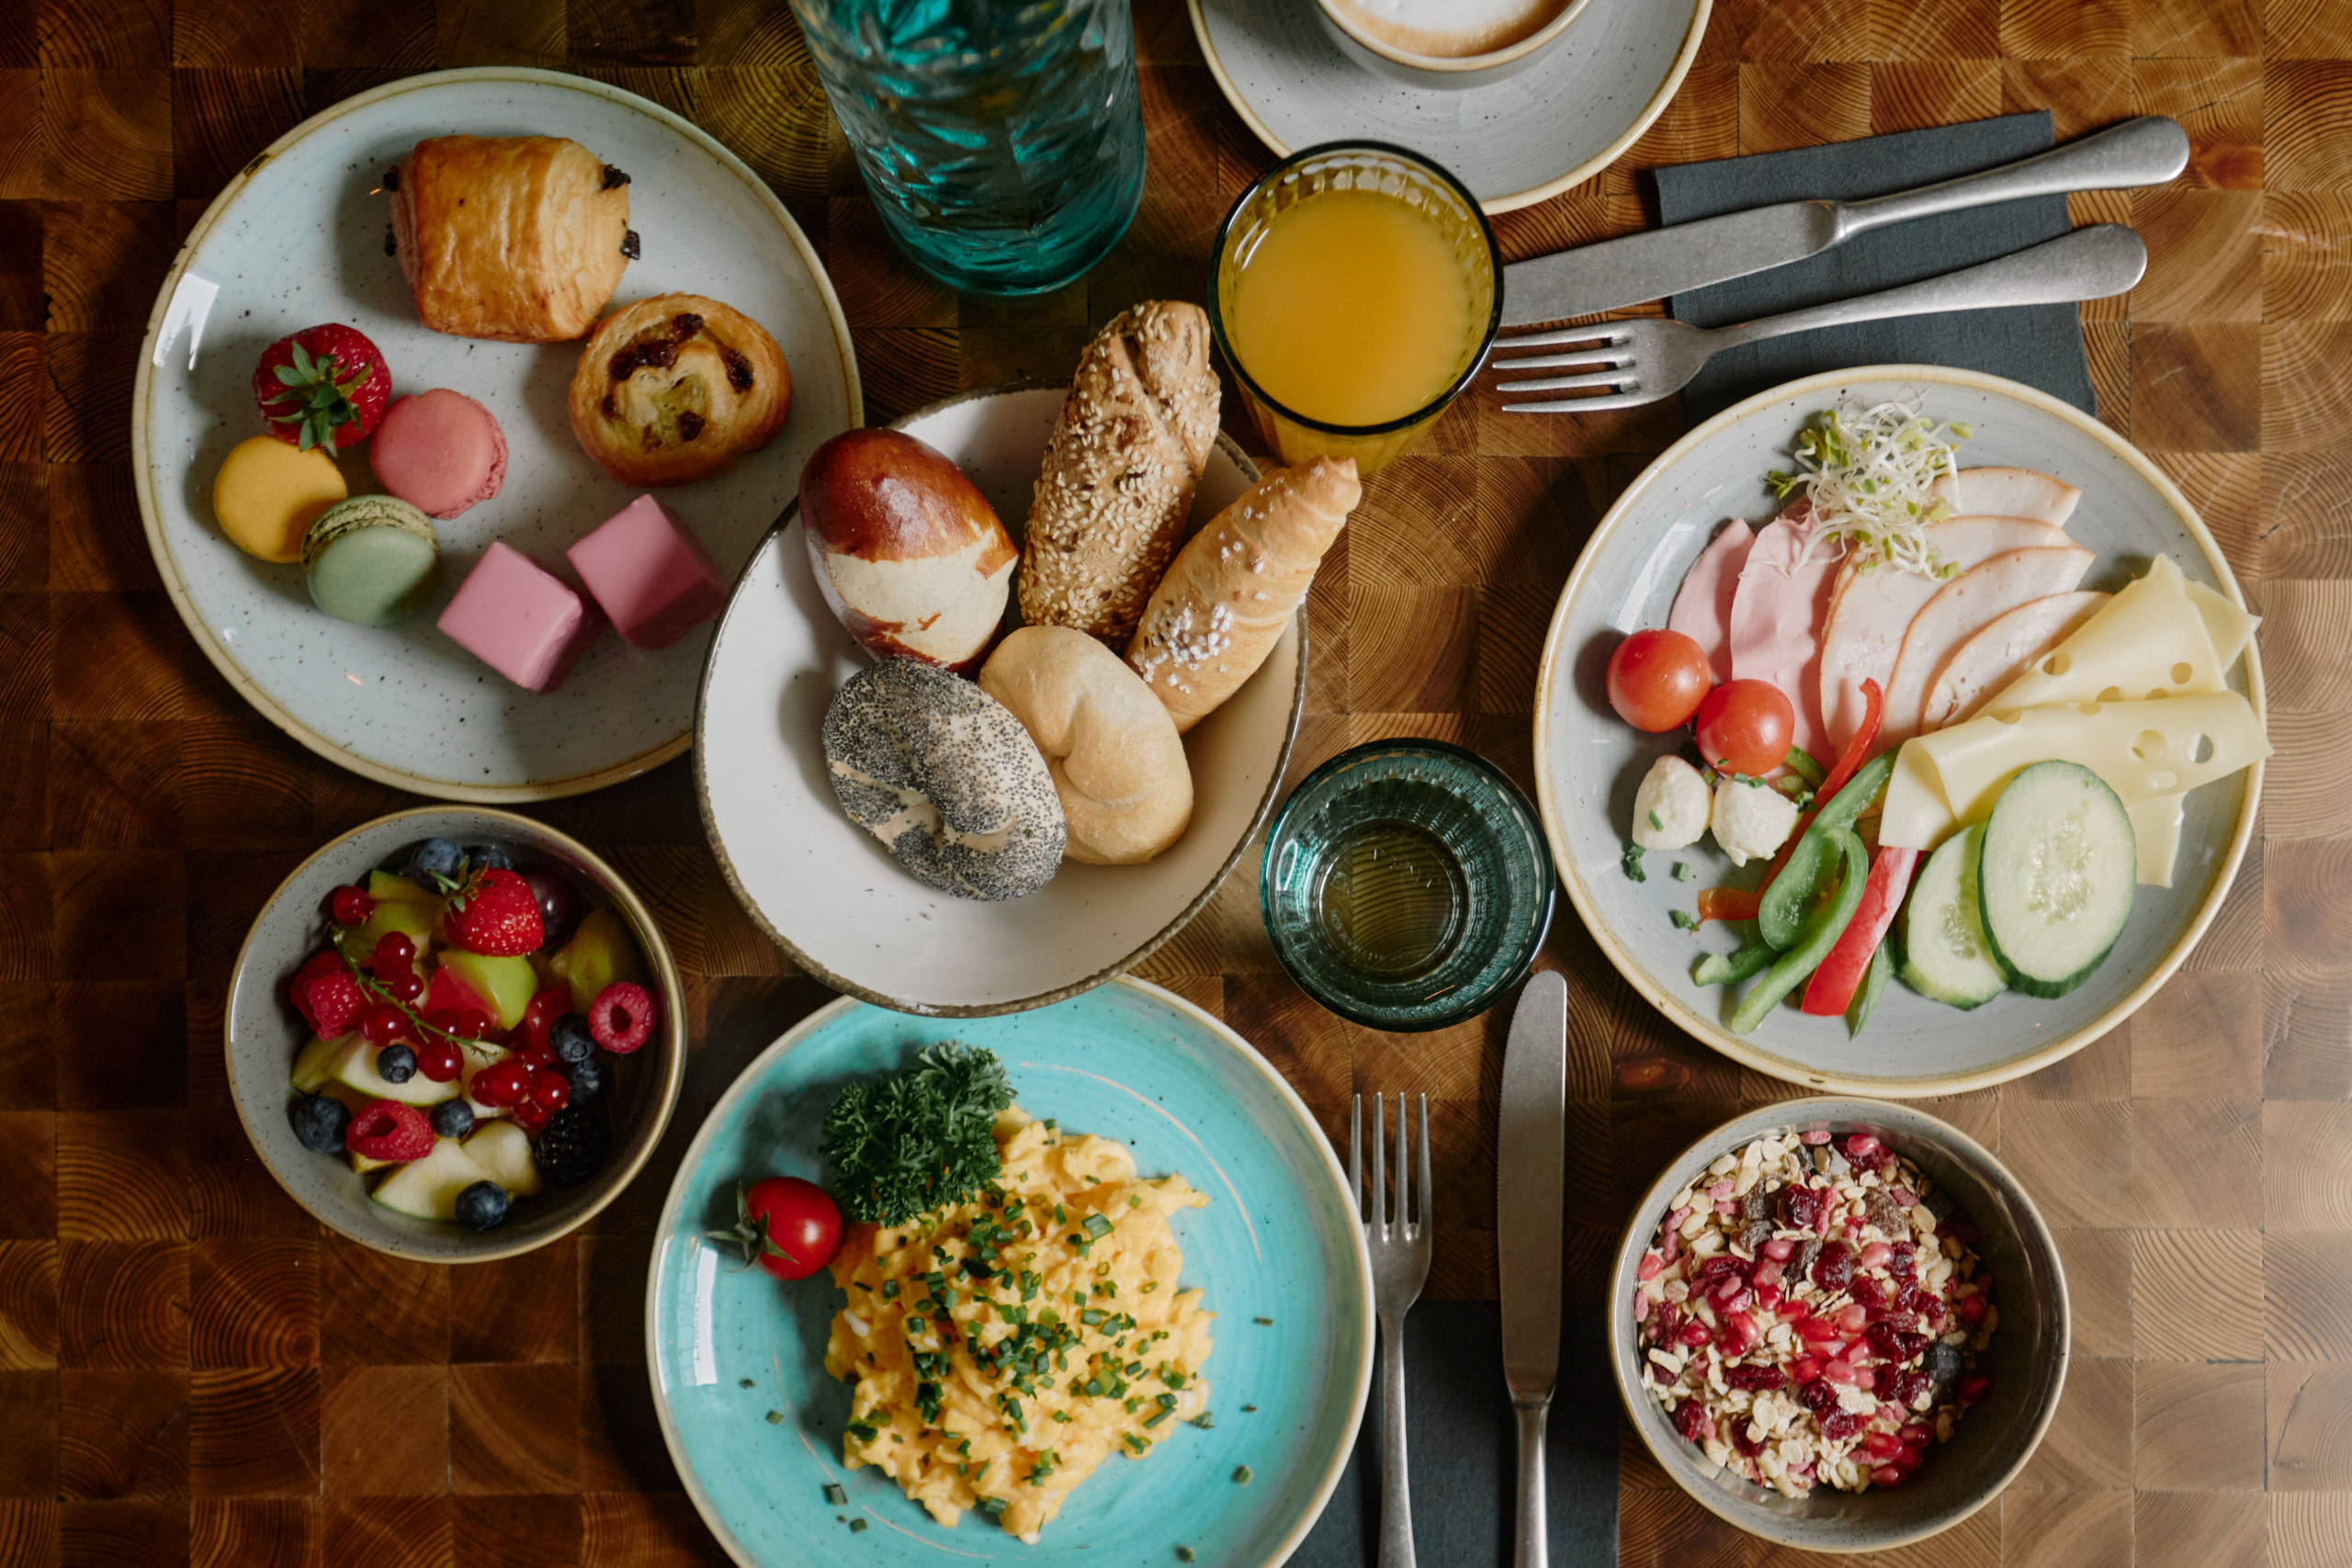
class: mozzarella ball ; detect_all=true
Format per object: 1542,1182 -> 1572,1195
1711,775 -> 1801,866
1633,755 -> 1711,850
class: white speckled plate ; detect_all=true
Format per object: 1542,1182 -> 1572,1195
133,68 -> 860,802
1188,0 -> 1711,213
1534,367 -> 2265,1095
695,387 -> 1304,1017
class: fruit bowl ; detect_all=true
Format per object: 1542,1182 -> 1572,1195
226,806 -> 686,1261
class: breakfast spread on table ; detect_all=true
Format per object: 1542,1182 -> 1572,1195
1607,403 -> 2269,1032
281,837 -> 655,1230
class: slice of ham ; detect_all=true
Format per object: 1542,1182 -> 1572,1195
1921,590 -> 2109,729
1929,467 -> 2082,527
1815,516 -> 2073,750
1668,521 -> 1755,683
1727,515 -> 1837,762
1882,546 -> 2098,742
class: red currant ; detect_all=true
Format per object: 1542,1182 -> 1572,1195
360,1004 -> 408,1044
458,1010 -> 493,1042
387,972 -> 427,1003
425,1009 -> 461,1036
519,989 -> 568,1052
372,931 -> 415,974
473,1060 -> 530,1108
415,1039 -> 462,1082
516,1039 -> 556,1070
528,1069 -> 571,1112
512,1098 -> 555,1136
328,885 -> 374,926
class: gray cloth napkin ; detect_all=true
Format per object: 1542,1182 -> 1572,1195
1289,1303 -> 1616,1568
1652,112 -> 2098,423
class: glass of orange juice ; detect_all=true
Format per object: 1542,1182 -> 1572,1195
1209,142 -> 1502,475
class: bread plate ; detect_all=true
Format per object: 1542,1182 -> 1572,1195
695,386 -> 1305,1016
132,67 -> 860,801
1533,367 -> 2263,1095
646,976 -> 1374,1568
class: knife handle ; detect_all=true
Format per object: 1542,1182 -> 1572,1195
1837,117 -> 2188,239
1513,1398 -> 1550,1568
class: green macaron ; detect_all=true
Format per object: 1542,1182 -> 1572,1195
302,497 -> 443,626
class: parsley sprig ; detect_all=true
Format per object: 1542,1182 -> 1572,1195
820,1043 -> 1014,1225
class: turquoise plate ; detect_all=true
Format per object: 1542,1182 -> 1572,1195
647,977 -> 1374,1568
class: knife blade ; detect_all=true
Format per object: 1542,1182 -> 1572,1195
1498,969 -> 1568,1402
1498,115 -> 2190,327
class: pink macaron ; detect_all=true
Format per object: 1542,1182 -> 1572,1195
369,389 -> 507,520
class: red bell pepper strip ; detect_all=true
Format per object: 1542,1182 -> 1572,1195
1800,844 -> 1919,1016
1698,886 -> 1760,923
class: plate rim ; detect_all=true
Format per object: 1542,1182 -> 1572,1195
640,974 -> 1380,1568
129,64 -> 865,804
1530,364 -> 2267,1097
692,382 -> 1307,1019
1185,0 -> 1713,215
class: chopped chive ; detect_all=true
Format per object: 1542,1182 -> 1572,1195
1144,1406 -> 1173,1427
1242,1404 -> 1258,1413
1671,861 -> 1694,882
1082,1213 -> 1113,1239
1648,809 -> 1663,830
1252,1316 -> 1273,1325
1670,908 -> 1699,931
1176,1549 -> 1195,1563
823,1483 -> 848,1506
850,1518 -> 868,1533
1234,1464 -> 1253,1483
1623,842 -> 1646,882
739,1379 -> 754,1389
766,1410 -> 786,1426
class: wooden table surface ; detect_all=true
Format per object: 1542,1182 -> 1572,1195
5,0 -> 2349,1562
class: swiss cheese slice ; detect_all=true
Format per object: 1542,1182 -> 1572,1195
2127,795 -> 2184,889
2186,579 -> 2259,670
1983,556 -> 2230,716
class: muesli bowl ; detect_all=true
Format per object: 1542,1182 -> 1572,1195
1610,1098 -> 2066,1552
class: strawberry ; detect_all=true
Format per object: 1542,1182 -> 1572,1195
441,868 -> 546,957
288,950 -> 368,1038
253,324 -> 390,452
345,1099 -> 435,1164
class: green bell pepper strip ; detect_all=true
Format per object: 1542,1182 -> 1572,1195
1758,752 -> 1896,951
1692,941 -> 1774,988
1731,828 -> 1868,1033
1847,940 -> 1894,1036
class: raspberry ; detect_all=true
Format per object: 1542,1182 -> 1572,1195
588,982 -> 655,1055
327,885 -> 374,925
300,964 -> 368,1039
345,1100 -> 434,1163
287,952 -> 341,1026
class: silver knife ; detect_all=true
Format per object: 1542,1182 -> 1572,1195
1498,969 -> 1568,1568
1500,115 -> 2189,328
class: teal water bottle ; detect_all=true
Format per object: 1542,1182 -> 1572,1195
791,0 -> 1148,296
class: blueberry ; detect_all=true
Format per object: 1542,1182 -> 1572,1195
430,1100 -> 475,1140
375,1043 -> 416,1084
455,1180 -> 510,1232
289,1093 -> 350,1154
549,1014 -> 595,1065
566,1056 -> 606,1103
464,842 -> 516,874
408,838 -> 467,884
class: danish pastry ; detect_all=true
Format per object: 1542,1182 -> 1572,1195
388,135 -> 635,343
567,294 -> 793,487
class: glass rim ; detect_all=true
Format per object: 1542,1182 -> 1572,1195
1258,737 -> 1557,1032
1206,140 -> 1507,442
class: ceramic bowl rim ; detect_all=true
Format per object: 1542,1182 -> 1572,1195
1185,0 -> 1713,215
640,974 -> 1379,1568
1607,1096 -> 2071,1551
691,382 -> 1306,1019
130,64 -> 864,804
1308,0 -> 1596,75
224,805 -> 689,1262
1532,364 -> 2267,1096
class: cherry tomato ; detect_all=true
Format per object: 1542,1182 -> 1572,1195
740,1177 -> 843,1281
1694,680 -> 1795,776
1605,629 -> 1713,732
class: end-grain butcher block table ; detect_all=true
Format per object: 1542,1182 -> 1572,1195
5,0 -> 2350,1562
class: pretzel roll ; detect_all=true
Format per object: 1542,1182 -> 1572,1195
978,626 -> 1193,865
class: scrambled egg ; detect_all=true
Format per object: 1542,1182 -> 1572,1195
824,1110 -> 1213,1541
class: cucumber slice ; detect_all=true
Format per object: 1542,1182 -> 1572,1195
1977,760 -> 2135,998
1896,824 -> 2007,1010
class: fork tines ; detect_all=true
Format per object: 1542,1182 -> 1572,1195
1350,1091 -> 1432,1238
1490,326 -> 1640,407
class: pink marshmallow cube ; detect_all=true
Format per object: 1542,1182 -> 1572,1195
436,541 -> 601,693
567,495 -> 729,650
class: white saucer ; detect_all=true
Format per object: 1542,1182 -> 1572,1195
1189,0 -> 1712,212
133,68 -> 861,802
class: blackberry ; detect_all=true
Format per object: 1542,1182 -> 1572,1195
455,1180 -> 510,1232
566,1056 -> 606,1103
549,1014 -> 595,1065
375,1043 -> 416,1084
430,1100 -> 475,1140
289,1093 -> 349,1154
407,838 -> 466,884
536,1104 -> 612,1187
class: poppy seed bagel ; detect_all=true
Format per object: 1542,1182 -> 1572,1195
820,660 -> 1066,901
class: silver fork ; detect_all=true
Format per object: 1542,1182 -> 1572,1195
1490,222 -> 2147,413
1352,1092 -> 1433,1568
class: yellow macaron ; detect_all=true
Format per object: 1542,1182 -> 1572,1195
213,435 -> 348,564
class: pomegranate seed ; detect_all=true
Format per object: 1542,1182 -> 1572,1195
372,931 -> 414,974
1677,1323 -> 1713,1348
1899,1423 -> 1933,1446
360,1004 -> 408,1044
1760,1238 -> 1798,1262
387,971 -> 426,1002
1638,1254 -> 1663,1282
1799,1317 -> 1839,1344
1634,1291 -> 1651,1323
1846,1133 -> 1882,1157
1823,1359 -> 1856,1385
1865,1431 -> 1902,1460
1854,1369 -> 1875,1391
1791,1355 -> 1821,1383
1976,1272 -> 1995,1295
1858,1241 -> 1893,1269
1778,1301 -> 1812,1323
1800,1129 -> 1831,1145
1897,1443 -> 1926,1470
1958,1294 -> 1987,1325
1958,1374 -> 1991,1404
416,1039 -> 461,1082
328,886 -> 374,925
1836,1303 -> 1869,1333
1754,1262 -> 1784,1290
1871,1464 -> 1905,1488
528,1069 -> 571,1111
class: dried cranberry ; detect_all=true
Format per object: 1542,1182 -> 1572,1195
1656,1303 -> 1684,1339
1865,1323 -> 1930,1362
1849,1276 -> 1887,1310
1673,1400 -> 1706,1443
1648,1359 -> 1674,1385
1725,1364 -> 1785,1392
1810,1240 -> 1854,1292
1778,1183 -> 1825,1230
1698,1255 -> 1751,1288
1798,1378 -> 1840,1416
1732,1424 -> 1763,1456
1890,1370 -> 1933,1409
1888,1242 -> 1917,1280
1819,1410 -> 1865,1441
